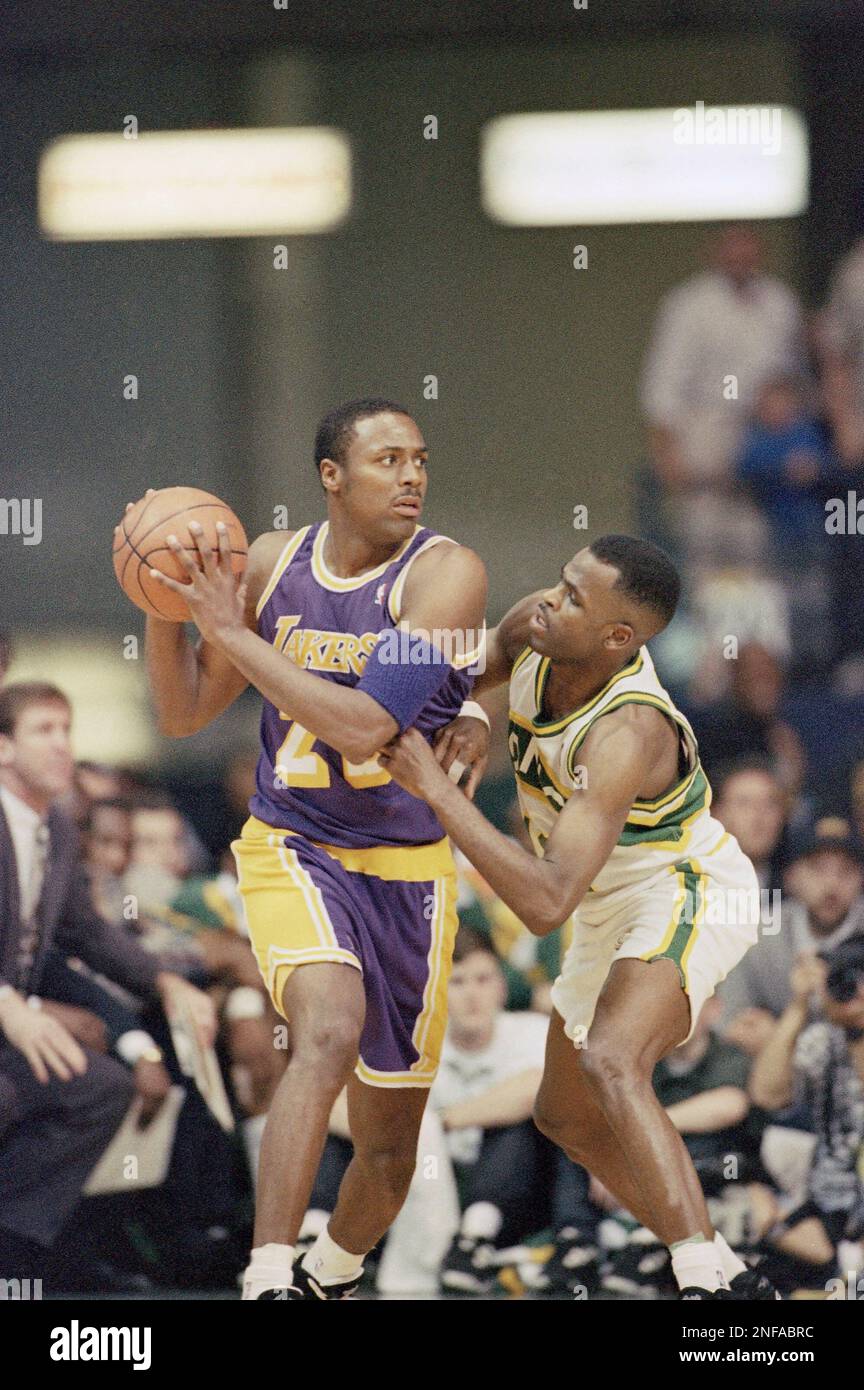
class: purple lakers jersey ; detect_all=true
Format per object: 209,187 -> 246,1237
249,521 -> 477,848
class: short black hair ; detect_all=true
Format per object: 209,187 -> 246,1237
314,397 -> 412,473
589,534 -> 681,627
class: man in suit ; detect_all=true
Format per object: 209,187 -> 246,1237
0,680 -> 216,1272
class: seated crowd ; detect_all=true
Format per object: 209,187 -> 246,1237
0,675 -> 862,1298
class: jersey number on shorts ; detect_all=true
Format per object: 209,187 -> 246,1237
274,716 -> 390,791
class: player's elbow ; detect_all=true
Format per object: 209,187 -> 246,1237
341,735 -> 377,764
524,873 -> 581,937
339,727 -> 390,765
340,707 -> 399,764
524,892 -> 575,938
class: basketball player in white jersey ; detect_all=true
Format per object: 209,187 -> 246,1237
380,534 -> 779,1299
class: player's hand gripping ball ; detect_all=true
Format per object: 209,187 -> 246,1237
113,486 -> 248,621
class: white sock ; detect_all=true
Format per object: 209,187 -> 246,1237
241,1242 -> 296,1300
714,1230 -> 747,1283
302,1225 -> 364,1286
670,1235 -> 729,1293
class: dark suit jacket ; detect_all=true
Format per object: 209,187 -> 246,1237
0,799 -> 160,999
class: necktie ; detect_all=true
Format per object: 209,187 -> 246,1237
16,822 -> 50,989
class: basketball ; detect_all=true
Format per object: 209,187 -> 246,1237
112,486 -> 249,621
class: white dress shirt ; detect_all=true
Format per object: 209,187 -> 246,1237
0,782 -> 48,922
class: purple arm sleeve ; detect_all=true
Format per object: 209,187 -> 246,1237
356,630 -> 454,732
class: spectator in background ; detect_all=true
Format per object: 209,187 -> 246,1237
718,818 -> 864,1055
120,796 -> 206,980
738,376 -> 835,553
737,376 -> 837,671
61,762 -> 128,830
640,224 -> 804,570
711,758 -> 788,892
850,759 -> 864,850
689,650 -> 806,806
820,239 -> 864,671
0,681 -> 215,1282
822,235 -> 864,466
748,944 -> 864,1290
129,796 -> 191,890
81,797 -> 133,922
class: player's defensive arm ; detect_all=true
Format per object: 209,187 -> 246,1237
146,532 -> 282,736
380,705 -> 664,935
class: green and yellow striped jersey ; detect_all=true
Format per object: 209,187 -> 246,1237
508,644 -> 723,898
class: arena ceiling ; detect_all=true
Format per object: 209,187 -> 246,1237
2,0 -> 864,61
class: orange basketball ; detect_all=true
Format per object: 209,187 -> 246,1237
112,486 -> 249,621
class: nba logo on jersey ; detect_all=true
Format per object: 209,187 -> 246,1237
374,582 -> 387,605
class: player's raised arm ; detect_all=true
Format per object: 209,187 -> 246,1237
379,704 -> 667,935
145,531 -> 286,737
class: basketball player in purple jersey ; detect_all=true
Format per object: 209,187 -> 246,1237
143,399 -> 487,1298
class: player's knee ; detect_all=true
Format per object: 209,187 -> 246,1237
290,1016 -> 361,1080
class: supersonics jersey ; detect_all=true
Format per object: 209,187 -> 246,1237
249,521 -> 476,848
509,644 -> 727,898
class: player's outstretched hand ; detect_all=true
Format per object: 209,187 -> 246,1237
149,520 -> 247,646
378,728 -> 449,803
434,714 -> 489,799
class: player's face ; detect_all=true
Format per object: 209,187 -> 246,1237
0,700 -> 74,800
333,411 -> 428,540
528,549 -> 632,662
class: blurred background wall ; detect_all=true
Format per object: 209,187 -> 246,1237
1,3 -> 862,769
